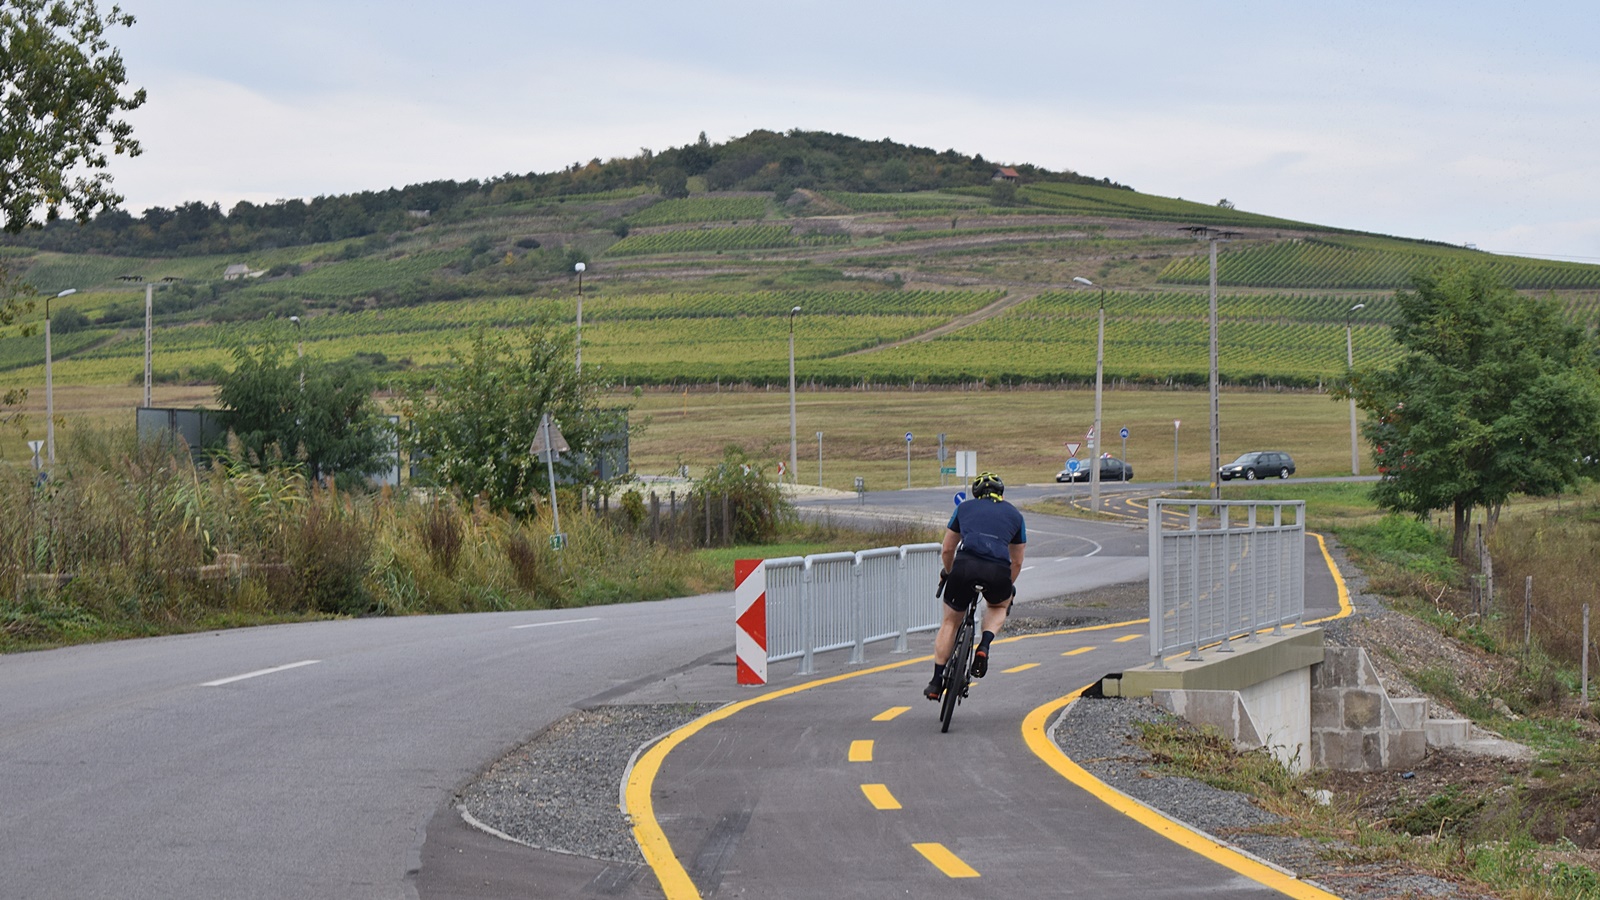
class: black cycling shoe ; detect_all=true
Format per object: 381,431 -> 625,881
924,677 -> 943,701
971,649 -> 989,679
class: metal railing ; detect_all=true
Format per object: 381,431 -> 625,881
765,543 -> 944,675
1148,499 -> 1306,667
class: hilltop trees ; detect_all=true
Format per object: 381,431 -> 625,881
1345,266 -> 1600,560
0,130 -> 1128,259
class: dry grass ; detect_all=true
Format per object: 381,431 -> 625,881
626,385 -> 1354,492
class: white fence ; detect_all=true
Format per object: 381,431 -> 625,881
1148,499 -> 1306,667
764,543 -> 944,675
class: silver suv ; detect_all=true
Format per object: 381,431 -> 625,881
1218,451 -> 1296,481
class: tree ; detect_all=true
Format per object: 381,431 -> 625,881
1,0 -> 145,232
216,332 -> 392,485
402,324 -> 627,517
1343,266 -> 1600,560
0,0 -> 144,329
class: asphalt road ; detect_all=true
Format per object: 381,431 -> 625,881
1,483 -> 1341,899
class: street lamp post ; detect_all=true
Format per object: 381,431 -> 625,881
44,289 -> 76,465
574,262 -> 586,372
1346,302 -> 1366,475
788,305 -> 801,486
143,281 -> 153,408
1073,277 -> 1106,512
135,277 -> 177,408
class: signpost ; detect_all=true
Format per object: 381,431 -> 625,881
905,432 -> 913,488
1120,426 -> 1129,464
531,414 -> 569,549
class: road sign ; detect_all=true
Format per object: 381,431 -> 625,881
1174,419 -> 1181,429
1120,427 -> 1129,439
1067,458 -> 1081,474
940,466 -> 956,475
1065,442 -> 1080,457
905,432 -> 913,443
549,533 -> 567,550
953,491 -> 967,505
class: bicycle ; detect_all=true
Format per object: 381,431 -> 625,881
937,581 -> 986,733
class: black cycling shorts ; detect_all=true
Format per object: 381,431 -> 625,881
942,554 -> 1015,611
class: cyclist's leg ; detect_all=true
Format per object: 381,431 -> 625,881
929,568 -> 978,699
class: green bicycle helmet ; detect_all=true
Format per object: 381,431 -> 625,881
971,471 -> 1004,499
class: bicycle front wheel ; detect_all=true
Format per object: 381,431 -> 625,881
940,623 -> 971,733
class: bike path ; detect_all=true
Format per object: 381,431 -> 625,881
626,526 -> 1348,899
632,622 -> 1325,898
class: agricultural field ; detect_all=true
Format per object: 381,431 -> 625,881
604,224 -> 850,256
1158,235 -> 1600,291
626,196 -> 771,226
624,387 -> 1355,492
820,191 -> 986,213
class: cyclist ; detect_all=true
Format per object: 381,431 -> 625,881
925,471 -> 1027,701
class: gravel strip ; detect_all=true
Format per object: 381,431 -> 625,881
458,702 -> 722,863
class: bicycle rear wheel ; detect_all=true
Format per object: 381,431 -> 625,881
939,622 -> 971,733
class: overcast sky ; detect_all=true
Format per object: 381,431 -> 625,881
105,1 -> 1600,261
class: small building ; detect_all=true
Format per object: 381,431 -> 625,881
992,167 -> 1020,183
223,264 -> 264,281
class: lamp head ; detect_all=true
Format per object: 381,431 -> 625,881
289,315 -> 301,325
1350,303 -> 1366,312
1073,276 -> 1094,287
574,262 -> 586,273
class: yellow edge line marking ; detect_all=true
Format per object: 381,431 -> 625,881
1022,688 -> 1340,899
1305,531 -> 1355,623
1062,646 -> 1094,656
1114,633 -> 1142,643
626,616 -> 1148,899
1016,532 -> 1356,900
848,739 -> 874,762
1002,662 -> 1040,673
912,842 -> 980,878
860,783 -> 901,810
872,705 -> 911,722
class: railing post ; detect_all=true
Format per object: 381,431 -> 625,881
894,547 -> 910,654
1218,504 -> 1234,652
1149,500 -> 1165,668
1187,505 -> 1203,662
799,560 -> 815,676
1272,504 -> 1285,634
850,555 -> 866,665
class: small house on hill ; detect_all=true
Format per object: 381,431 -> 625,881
223,264 -> 264,281
992,167 -> 1020,183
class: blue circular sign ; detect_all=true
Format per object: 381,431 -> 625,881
1067,458 -> 1081,473
1120,427 -> 1130,439
905,432 -> 913,443
953,491 -> 967,506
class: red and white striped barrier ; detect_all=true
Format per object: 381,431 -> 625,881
733,559 -> 768,685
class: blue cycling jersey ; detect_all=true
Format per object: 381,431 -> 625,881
946,497 -> 1027,566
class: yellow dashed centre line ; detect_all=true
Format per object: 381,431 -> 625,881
872,706 -> 911,722
1114,633 -> 1142,643
860,783 -> 901,810
848,739 -> 874,762
913,842 -> 980,878
1062,646 -> 1095,656
1002,662 -> 1040,673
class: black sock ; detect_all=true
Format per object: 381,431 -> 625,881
932,662 -> 946,680
980,631 -> 995,652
